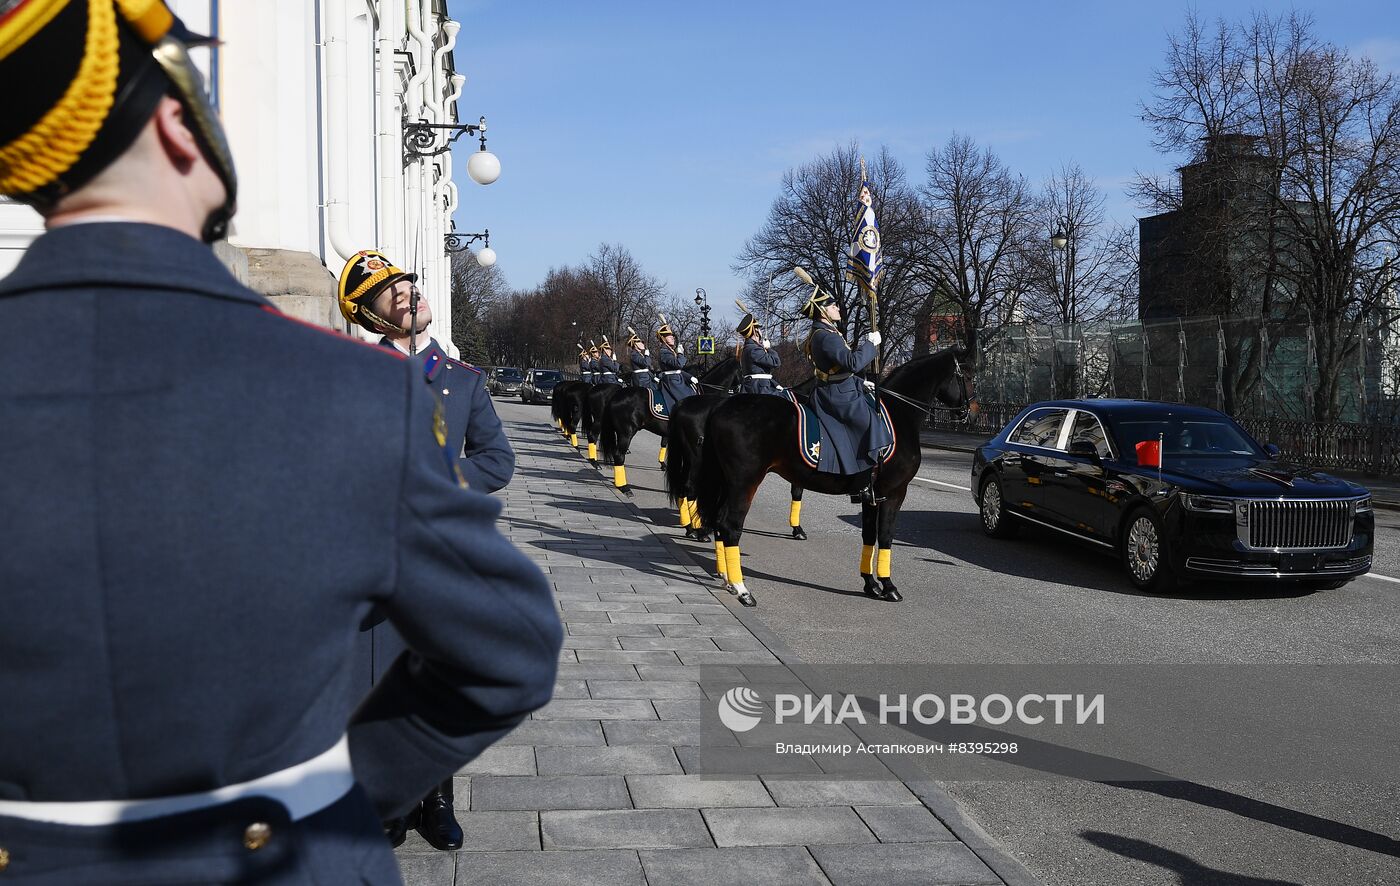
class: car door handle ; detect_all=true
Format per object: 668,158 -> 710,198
1054,471 -> 1069,478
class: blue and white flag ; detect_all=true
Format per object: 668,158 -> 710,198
846,163 -> 883,297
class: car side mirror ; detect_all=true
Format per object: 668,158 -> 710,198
1067,440 -> 1101,461
1263,443 -> 1281,459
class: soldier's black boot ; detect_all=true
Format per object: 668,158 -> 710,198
416,778 -> 464,851
383,805 -> 417,848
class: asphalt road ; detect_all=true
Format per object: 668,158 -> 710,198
501,397 -> 1399,886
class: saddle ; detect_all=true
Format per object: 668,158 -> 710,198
649,388 -> 671,420
785,389 -> 895,471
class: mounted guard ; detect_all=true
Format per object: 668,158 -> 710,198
655,315 -> 699,412
734,306 -> 782,396
800,282 -> 893,495
577,342 -> 593,383
598,336 -> 623,385
626,328 -> 655,389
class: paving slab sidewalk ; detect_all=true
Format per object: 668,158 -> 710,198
394,411 -> 1035,886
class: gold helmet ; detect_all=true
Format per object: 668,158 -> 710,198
577,342 -> 588,357
736,313 -> 759,337
0,0 -> 238,241
625,330 -> 642,347
656,322 -> 675,339
337,250 -> 417,333
600,335 -> 613,352
800,288 -> 836,321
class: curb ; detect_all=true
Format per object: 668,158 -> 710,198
560,431 -> 1043,886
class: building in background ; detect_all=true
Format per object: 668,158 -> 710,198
0,0 -> 487,354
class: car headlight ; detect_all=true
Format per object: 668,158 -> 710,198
1355,496 -> 1373,513
1181,493 -> 1235,514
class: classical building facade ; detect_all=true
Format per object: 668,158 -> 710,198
1,0 -> 477,353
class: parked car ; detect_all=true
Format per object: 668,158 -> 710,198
487,366 -> 524,397
971,399 -> 1373,592
521,368 -> 564,404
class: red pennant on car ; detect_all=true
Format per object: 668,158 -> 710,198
1135,440 -> 1161,468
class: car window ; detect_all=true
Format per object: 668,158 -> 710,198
1113,417 -> 1261,457
1069,411 -> 1112,459
535,370 -> 563,381
1010,409 -> 1069,449
499,369 -> 523,380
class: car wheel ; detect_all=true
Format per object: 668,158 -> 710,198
979,475 -> 1018,538
1121,507 -> 1176,593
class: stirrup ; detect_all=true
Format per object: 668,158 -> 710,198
851,484 -> 882,505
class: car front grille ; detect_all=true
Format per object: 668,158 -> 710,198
1246,500 -> 1353,550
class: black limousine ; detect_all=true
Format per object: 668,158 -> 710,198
971,400 -> 1373,592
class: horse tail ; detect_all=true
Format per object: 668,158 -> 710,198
599,390 -> 622,462
663,410 -> 692,507
550,385 -> 567,424
694,419 -> 728,533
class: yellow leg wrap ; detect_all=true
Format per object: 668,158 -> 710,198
691,506 -> 703,530
877,547 -> 892,579
679,499 -> 693,527
570,433 -> 578,447
860,544 -> 875,575
715,540 -> 727,578
725,545 -> 744,586
789,500 -> 802,527
614,465 -> 628,488
588,442 -> 597,460
658,446 -> 668,465
556,418 -> 562,430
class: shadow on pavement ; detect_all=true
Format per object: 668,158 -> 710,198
1079,831 -> 1305,885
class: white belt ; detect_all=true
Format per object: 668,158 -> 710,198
0,736 -> 353,825
662,370 -> 685,376
745,374 -> 773,380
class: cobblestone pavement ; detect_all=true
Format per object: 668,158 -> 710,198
394,404 -> 1029,885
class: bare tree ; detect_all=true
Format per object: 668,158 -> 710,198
915,133 -> 1039,368
735,143 -> 926,362
1140,10 -> 1400,420
1023,163 -> 1132,326
587,243 -> 665,343
450,252 -> 507,364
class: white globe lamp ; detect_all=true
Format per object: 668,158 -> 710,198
467,148 -> 501,185
475,247 -> 497,268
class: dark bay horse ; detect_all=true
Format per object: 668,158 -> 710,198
694,348 -> 971,606
552,381 -> 590,447
663,381 -> 815,543
599,357 -> 739,494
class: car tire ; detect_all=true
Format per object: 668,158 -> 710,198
1120,507 -> 1176,593
979,475 -> 1018,539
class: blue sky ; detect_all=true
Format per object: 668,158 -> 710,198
447,0 -> 1399,315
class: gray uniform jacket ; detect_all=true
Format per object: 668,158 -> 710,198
806,321 -> 893,474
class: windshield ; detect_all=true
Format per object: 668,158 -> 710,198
497,368 -> 523,380
533,370 -> 563,381
1112,416 -> 1263,458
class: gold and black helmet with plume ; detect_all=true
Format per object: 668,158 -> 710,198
0,0 -> 238,241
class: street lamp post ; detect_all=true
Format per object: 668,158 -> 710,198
1050,217 -> 1078,397
404,115 -> 502,185
694,288 -> 713,355
444,228 -> 495,267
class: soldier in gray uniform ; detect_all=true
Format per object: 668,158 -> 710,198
0,4 -> 561,881
735,313 -> 782,396
578,343 -> 593,383
627,331 -> 656,389
338,249 -> 517,849
802,288 -> 893,496
655,320 -> 699,411
598,337 -> 624,384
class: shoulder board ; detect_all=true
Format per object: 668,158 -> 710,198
446,358 -> 481,373
258,306 -> 406,359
